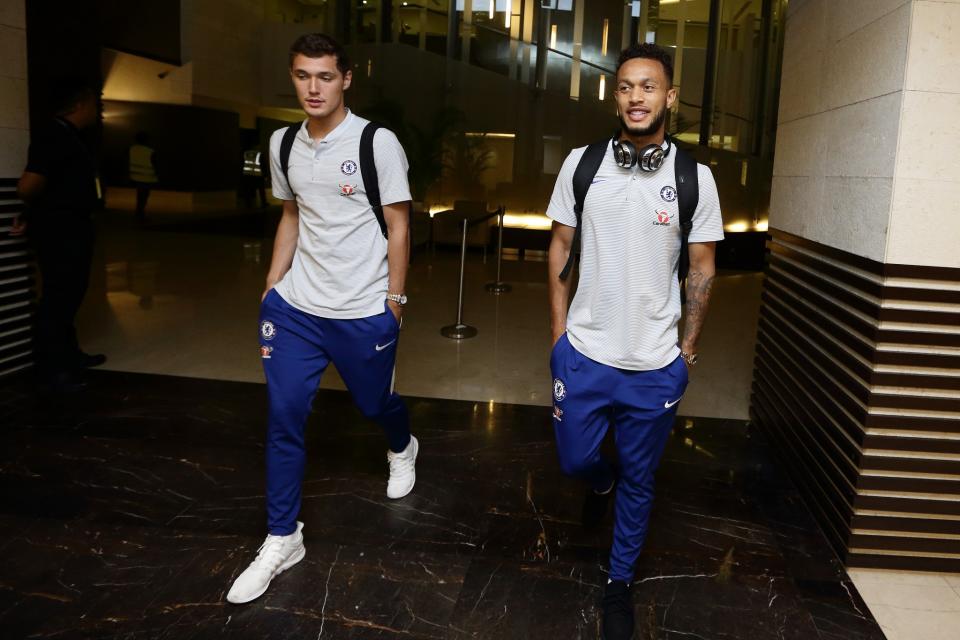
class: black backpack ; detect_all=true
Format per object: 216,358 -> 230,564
278,120 -> 389,238
558,138 -> 700,293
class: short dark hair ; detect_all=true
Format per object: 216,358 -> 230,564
616,43 -> 674,85
288,33 -> 351,75
52,78 -> 98,116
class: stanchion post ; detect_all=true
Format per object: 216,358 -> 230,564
441,218 -> 478,339
485,206 -> 512,294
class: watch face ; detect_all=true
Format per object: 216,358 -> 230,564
399,295 -> 408,305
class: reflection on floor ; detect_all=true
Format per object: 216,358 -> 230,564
0,371 -> 884,639
75,209 -> 763,419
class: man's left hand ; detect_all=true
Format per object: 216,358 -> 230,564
387,299 -> 403,324
681,344 -> 696,368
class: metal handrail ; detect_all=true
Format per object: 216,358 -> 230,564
472,21 -> 618,75
470,23 -> 757,125
467,208 -> 502,228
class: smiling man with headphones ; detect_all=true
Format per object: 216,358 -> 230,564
547,43 -> 724,640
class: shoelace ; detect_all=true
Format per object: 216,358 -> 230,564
388,449 -> 415,476
250,535 -> 288,573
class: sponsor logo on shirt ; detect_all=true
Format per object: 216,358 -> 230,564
654,210 -> 671,226
260,345 -> 273,359
341,160 -> 358,175
660,185 -> 677,202
260,320 -> 277,340
339,183 -> 357,197
552,405 -> 564,422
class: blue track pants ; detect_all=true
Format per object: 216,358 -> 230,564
550,333 -> 688,582
259,289 -> 410,535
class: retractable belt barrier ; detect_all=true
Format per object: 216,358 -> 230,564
440,206 -> 504,340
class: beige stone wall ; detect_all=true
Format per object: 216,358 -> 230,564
181,0 -> 264,127
0,0 -> 28,177
887,0 -> 960,269
772,0 -> 960,268
101,49 -> 194,106
770,0 -> 913,262
102,1 -> 266,127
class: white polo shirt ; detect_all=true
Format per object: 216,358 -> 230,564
269,110 -> 411,319
547,141 -> 725,371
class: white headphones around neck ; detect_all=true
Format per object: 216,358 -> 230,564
611,134 -> 672,172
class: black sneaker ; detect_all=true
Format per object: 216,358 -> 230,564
602,580 -> 634,640
73,352 -> 107,369
582,473 -> 617,529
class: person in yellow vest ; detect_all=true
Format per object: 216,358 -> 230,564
128,132 -> 158,223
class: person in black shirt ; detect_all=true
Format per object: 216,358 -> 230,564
12,81 -> 106,390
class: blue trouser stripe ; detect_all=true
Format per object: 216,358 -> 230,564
259,289 -> 410,535
550,333 -> 688,582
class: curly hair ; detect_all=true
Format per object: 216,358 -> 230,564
616,43 -> 674,85
288,33 -> 351,75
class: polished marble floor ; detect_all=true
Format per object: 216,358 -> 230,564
1,370 -> 885,639
17,205 -> 960,638
74,208 -> 763,419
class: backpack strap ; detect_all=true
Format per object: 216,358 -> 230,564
359,121 -> 388,238
673,145 -> 699,298
278,122 -> 300,194
559,139 -> 609,281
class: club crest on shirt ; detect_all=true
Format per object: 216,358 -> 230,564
260,320 -> 277,340
260,345 -> 273,359
339,183 -> 357,197
553,378 -> 566,402
340,160 -> 358,175
653,210 -> 671,226
660,185 -> 677,202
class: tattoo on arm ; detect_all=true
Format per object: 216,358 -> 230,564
683,269 -> 715,350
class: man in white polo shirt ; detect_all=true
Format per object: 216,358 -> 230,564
547,43 -> 723,639
227,33 -> 416,604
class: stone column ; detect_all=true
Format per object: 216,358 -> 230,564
0,0 -> 28,178
752,0 -> 960,572
0,0 -> 32,378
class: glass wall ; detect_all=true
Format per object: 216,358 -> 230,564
269,0 -> 786,231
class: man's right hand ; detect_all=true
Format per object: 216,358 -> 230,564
552,329 -> 565,347
548,222 -> 575,353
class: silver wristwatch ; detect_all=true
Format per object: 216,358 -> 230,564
680,350 -> 698,366
386,293 -> 408,305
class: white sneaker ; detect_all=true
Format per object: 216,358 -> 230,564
386,435 -> 418,499
226,521 -> 306,604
